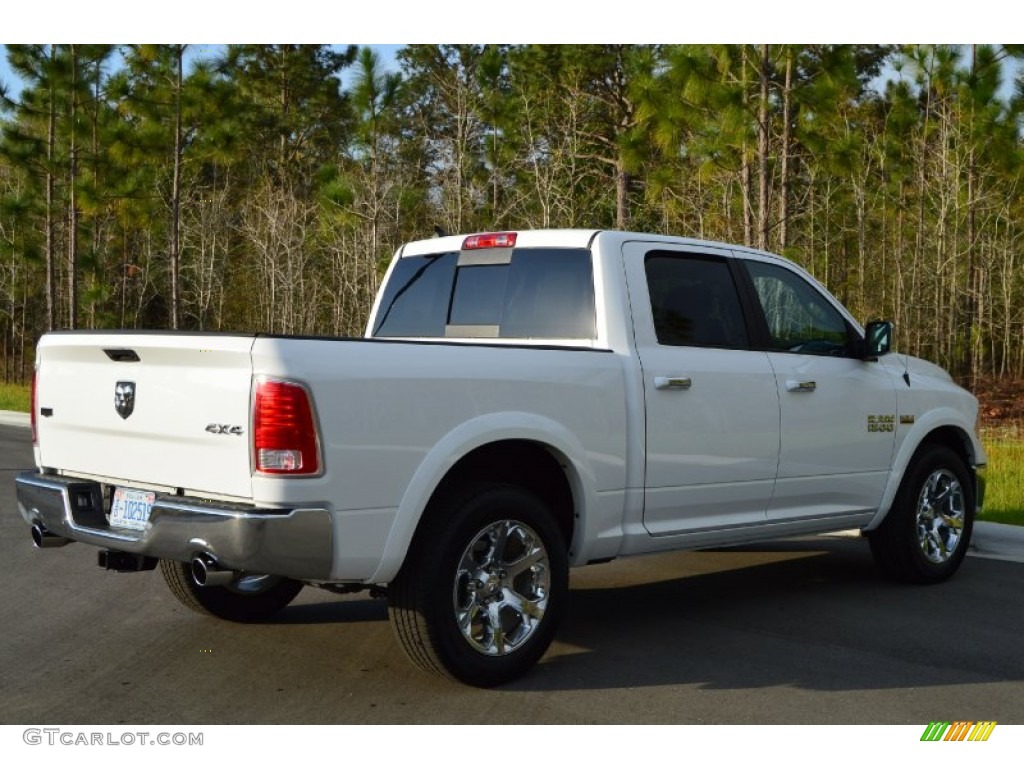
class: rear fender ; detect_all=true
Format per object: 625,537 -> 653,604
367,412 -> 597,584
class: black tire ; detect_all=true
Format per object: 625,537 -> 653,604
868,444 -> 974,584
388,482 -> 569,687
160,559 -> 303,623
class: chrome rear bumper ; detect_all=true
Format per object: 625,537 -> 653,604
15,471 -> 333,580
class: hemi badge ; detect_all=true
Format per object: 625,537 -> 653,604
900,414 -> 915,425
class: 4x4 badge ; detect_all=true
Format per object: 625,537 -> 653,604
114,381 -> 136,419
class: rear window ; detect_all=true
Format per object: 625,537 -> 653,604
374,248 -> 596,340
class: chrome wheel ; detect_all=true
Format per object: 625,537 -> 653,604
389,483 -> 568,685
453,519 -> 551,656
915,468 -> 966,564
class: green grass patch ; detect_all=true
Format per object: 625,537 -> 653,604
978,439 -> 1024,526
0,381 -> 30,413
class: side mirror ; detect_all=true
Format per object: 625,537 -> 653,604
863,320 -> 893,359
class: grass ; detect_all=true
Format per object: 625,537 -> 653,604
0,381 -> 30,412
978,437 -> 1024,527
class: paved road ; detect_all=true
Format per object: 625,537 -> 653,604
1,423 -> 1021,725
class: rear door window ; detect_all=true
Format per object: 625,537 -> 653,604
644,253 -> 750,349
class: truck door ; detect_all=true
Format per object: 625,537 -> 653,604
738,256 -> 898,520
623,242 -> 780,536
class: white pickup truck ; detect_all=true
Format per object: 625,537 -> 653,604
17,229 -> 986,686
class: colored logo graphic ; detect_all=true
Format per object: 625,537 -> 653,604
920,721 -> 997,742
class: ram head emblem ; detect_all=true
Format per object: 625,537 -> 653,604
114,381 -> 136,420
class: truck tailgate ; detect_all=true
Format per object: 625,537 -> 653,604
35,333 -> 256,500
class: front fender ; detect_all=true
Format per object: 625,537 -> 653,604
865,407 -> 985,530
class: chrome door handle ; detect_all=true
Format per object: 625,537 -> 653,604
654,376 -> 692,390
786,380 -> 817,392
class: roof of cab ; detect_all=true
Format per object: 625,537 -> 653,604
399,229 -> 600,257
396,228 -> 789,265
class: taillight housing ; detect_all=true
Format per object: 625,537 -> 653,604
30,369 -> 38,445
462,232 -> 517,250
252,378 -> 321,475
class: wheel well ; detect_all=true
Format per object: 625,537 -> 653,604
919,426 -> 976,469
916,426 -> 981,502
424,440 -> 576,550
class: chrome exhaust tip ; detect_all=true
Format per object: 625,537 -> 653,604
191,555 -> 236,587
31,523 -> 71,548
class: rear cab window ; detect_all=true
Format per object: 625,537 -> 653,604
373,247 -> 596,340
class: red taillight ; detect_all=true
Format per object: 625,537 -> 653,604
462,232 -> 517,250
30,370 -> 38,445
252,379 -> 320,475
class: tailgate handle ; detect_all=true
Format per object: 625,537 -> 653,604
104,348 -> 140,362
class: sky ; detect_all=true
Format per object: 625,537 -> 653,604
0,2 -> 1019,103
3,0 -> 1017,46
0,44 -> 404,102
3,42 -> 1019,109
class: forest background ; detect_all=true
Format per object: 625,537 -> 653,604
1,39 -> 1022,521
0,43 -> 1022,391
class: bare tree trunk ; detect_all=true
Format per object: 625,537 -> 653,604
19,276 -> 26,380
119,224 -> 127,328
778,47 -> 792,252
912,67 -> 932,359
856,180 -> 866,313
740,54 -> 752,247
491,130 -> 499,221
170,45 -> 184,330
279,50 -> 289,174
68,44 -> 79,329
963,44 -> 977,387
89,53 -> 101,330
757,44 -> 770,250
616,159 -> 629,230
45,45 -> 56,330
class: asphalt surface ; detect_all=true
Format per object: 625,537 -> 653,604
1,422 -> 1022,725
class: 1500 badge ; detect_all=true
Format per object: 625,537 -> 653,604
867,414 -> 896,432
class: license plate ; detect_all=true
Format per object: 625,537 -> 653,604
110,488 -> 155,531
